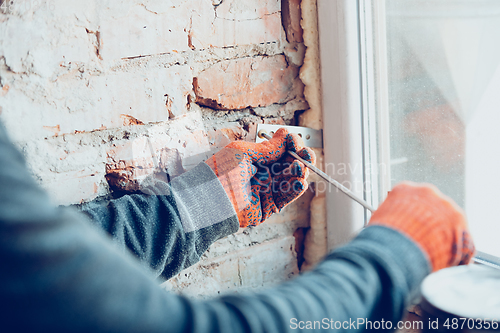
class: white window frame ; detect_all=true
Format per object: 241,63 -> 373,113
318,0 -> 390,250
319,0 -> 500,268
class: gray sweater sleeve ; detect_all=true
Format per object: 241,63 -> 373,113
0,121 -> 431,333
77,163 -> 239,280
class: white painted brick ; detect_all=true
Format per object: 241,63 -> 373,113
19,112 -> 211,204
99,4 -> 190,60
89,65 -> 192,127
238,237 -> 298,288
21,135 -> 108,205
0,65 -> 192,141
201,218 -> 306,261
217,0 -> 280,20
0,0 -> 313,299
144,111 -> 212,170
191,0 -> 282,48
0,13 -> 95,78
163,236 -> 298,297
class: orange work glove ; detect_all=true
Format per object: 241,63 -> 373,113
369,182 -> 475,272
205,128 -> 316,228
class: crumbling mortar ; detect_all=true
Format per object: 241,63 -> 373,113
216,11 -> 281,22
23,41 -> 282,80
22,120 -> 170,149
201,107 -> 255,123
191,42 -> 282,66
109,55 -> 188,73
108,43 -> 282,75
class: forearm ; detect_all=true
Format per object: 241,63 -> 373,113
199,226 -> 430,332
0,121 -> 431,332
78,163 -> 239,280
2,212 -> 430,333
0,123 -> 221,331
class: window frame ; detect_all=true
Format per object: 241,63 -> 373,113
318,0 -> 500,267
317,0 -> 388,250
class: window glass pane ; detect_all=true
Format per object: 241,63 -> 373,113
384,0 -> 500,257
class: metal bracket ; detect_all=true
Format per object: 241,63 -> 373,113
256,124 -> 323,148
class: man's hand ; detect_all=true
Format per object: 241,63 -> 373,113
205,128 -> 316,228
369,182 -> 475,272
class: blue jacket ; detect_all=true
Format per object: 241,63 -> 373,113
0,121 -> 430,332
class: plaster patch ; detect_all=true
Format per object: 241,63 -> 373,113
298,0 -> 322,130
298,0 -> 328,269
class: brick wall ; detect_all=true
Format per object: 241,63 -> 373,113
0,0 -> 313,296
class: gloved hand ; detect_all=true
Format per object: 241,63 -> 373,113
369,182 -> 475,272
205,128 -> 316,228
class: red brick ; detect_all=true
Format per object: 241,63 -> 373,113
281,0 -> 304,43
194,55 -> 303,110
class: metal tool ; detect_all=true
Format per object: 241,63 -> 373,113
258,129 -> 376,213
473,251 -> 500,269
259,129 -> 500,269
256,124 -> 323,148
